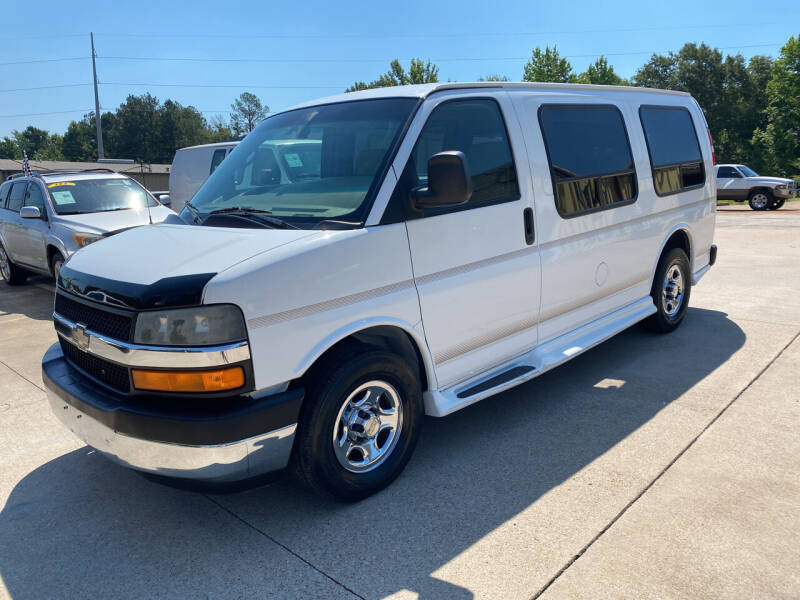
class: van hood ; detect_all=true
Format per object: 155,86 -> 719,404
58,223 -> 320,309
54,205 -> 173,234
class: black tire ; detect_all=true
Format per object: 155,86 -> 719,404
50,252 -> 65,282
293,348 -> 423,501
768,198 -> 785,210
0,242 -> 28,286
643,248 -> 691,333
748,189 -> 772,211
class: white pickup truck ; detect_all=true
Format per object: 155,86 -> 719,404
715,164 -> 797,210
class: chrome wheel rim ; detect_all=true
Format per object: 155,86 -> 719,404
662,262 -> 684,318
751,193 -> 768,209
332,380 -> 403,473
0,247 -> 10,280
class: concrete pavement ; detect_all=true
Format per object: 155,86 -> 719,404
1,210 -> 798,599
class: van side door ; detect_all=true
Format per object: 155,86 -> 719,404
397,93 -> 540,389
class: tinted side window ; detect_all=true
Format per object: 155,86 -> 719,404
639,106 -> 705,196
210,149 -> 227,174
409,99 -> 519,208
0,182 -> 10,209
25,183 -> 45,212
7,182 -> 27,212
717,166 -> 738,178
539,105 -> 636,217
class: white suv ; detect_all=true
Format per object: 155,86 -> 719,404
715,163 -> 797,210
42,83 -> 717,500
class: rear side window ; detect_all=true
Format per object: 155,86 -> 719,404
7,182 -> 27,212
408,99 -> 519,210
210,149 -> 227,174
539,105 -> 637,218
0,182 -> 10,208
639,106 -> 704,196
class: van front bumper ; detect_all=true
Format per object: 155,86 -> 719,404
42,343 -> 303,482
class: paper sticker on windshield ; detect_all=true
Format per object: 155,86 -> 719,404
284,153 -> 303,168
47,182 -> 75,188
51,190 -> 76,205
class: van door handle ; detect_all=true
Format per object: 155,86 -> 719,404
523,207 -> 535,245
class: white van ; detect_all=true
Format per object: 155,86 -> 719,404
43,83 -> 717,501
169,141 -> 239,213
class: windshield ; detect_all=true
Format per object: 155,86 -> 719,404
185,98 -> 418,227
46,177 -> 157,215
738,165 -> 759,177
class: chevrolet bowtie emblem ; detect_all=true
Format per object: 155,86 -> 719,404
73,323 -> 90,351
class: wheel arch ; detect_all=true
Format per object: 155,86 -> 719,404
295,318 -> 436,393
650,225 -> 693,289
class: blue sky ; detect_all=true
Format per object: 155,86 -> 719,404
0,0 -> 797,138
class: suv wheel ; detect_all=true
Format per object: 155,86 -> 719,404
748,189 -> 771,211
50,252 -> 65,282
643,248 -> 691,333
0,243 -> 28,286
293,348 -> 423,501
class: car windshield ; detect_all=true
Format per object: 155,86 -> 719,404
738,165 -> 759,177
46,177 -> 157,215
185,98 -> 419,227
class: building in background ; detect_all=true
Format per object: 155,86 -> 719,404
0,159 -> 170,192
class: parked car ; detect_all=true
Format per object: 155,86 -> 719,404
0,169 -> 173,286
169,141 -> 239,214
43,83 -> 717,501
715,164 -> 797,210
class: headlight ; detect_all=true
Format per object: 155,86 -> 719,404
134,305 -> 247,346
776,184 -> 788,190
72,232 -> 103,248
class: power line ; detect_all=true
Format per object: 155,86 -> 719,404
0,83 -> 92,93
0,56 -> 88,66
0,108 -> 235,119
102,82 -> 343,89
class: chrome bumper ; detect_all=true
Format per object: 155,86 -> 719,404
47,391 -> 297,483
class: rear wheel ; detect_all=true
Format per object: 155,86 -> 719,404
748,189 -> 771,211
643,248 -> 691,333
293,349 -> 423,501
0,243 -> 28,286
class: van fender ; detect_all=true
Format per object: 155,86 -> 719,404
293,316 -> 437,391
649,223 -> 694,291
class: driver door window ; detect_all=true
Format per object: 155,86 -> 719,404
24,183 -> 45,213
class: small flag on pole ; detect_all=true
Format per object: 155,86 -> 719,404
21,151 -> 33,177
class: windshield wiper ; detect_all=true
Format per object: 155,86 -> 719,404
184,202 -> 203,224
205,207 -> 298,229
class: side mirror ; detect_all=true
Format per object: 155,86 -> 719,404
20,206 -> 42,219
731,172 -> 742,178
411,151 -> 472,210
158,194 -> 171,207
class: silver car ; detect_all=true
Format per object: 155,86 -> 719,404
0,169 -> 173,285
715,164 -> 798,211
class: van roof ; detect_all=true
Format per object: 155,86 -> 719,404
176,141 -> 240,152
284,82 -> 691,112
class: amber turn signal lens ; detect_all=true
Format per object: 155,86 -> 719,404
132,366 -> 245,393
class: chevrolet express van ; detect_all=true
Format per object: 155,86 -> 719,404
43,83 -> 717,501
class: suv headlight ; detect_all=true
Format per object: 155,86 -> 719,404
776,184 -> 788,190
72,232 -> 103,248
134,305 -> 247,346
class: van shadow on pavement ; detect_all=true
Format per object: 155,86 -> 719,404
0,308 -> 745,599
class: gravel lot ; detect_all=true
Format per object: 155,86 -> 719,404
1,209 -> 798,599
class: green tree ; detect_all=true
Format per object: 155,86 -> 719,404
12,126 -> 62,159
207,114 -> 234,142
0,137 -> 19,159
522,46 -> 574,83
751,36 -> 800,176
154,100 -> 210,162
346,59 -> 439,92
478,74 -> 510,82
61,116 -> 96,161
105,94 -> 160,162
575,57 -> 626,85
230,92 -> 269,136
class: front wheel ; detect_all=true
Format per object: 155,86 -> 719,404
643,248 -> 691,333
50,252 -> 65,282
0,243 -> 28,286
293,349 -> 423,501
768,198 -> 785,210
748,189 -> 771,211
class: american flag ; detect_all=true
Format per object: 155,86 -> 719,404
21,151 -> 32,177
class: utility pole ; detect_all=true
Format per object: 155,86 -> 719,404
91,32 -> 105,160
